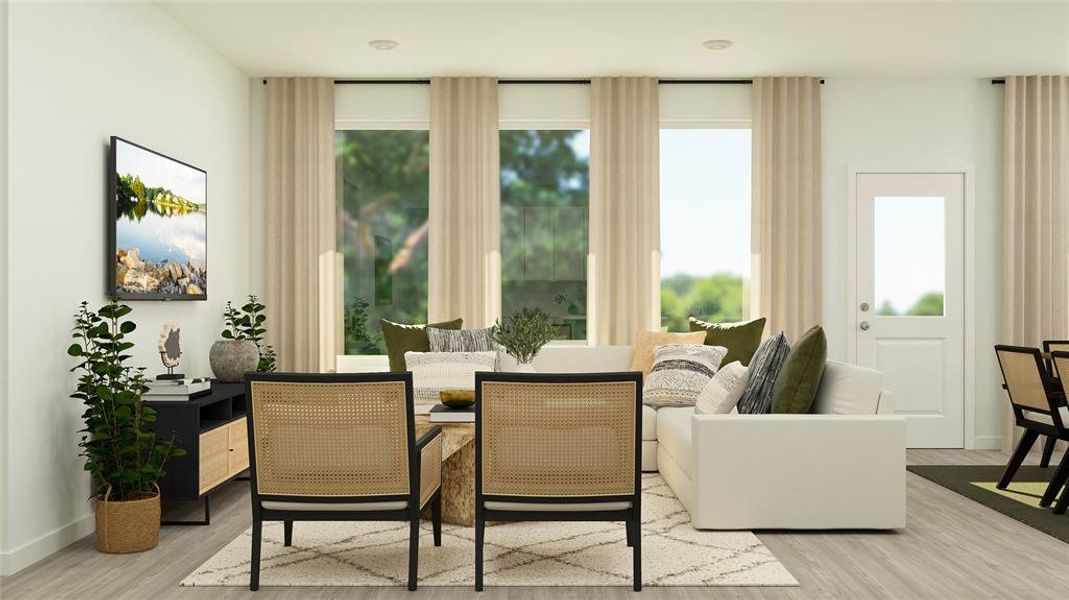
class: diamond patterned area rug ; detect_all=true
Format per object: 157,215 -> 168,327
182,475 -> 798,588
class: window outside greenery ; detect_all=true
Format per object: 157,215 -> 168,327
660,129 -> 752,331
500,130 -> 590,340
336,130 -> 430,354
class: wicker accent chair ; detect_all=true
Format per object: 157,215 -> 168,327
1049,351 -> 1069,514
474,372 -> 643,592
994,346 -> 1069,510
245,372 -> 443,591
1038,341 -> 1069,467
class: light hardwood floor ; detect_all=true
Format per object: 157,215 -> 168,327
3,450 -> 1068,599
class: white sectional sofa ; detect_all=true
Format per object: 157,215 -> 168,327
337,345 -> 906,530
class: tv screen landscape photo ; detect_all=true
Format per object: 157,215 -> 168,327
108,137 -> 207,300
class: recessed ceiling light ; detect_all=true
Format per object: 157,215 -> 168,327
702,39 -> 733,51
368,39 -> 399,51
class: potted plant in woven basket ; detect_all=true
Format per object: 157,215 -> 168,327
491,307 -> 558,372
68,300 -> 185,553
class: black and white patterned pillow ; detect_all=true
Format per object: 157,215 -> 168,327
427,326 -> 497,352
736,332 -> 791,414
642,344 -> 728,408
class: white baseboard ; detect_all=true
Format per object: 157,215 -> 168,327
971,435 -> 1003,451
0,513 -> 94,576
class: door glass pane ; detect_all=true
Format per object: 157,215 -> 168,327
500,130 -> 590,340
874,196 -> 945,316
336,130 -> 430,354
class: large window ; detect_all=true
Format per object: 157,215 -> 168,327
500,130 -> 590,340
336,130 -> 430,354
659,128 -> 752,330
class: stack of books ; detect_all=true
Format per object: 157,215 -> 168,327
142,378 -> 212,402
429,404 -> 475,423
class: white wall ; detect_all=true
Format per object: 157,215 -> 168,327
822,79 -> 1004,448
2,1 -> 251,575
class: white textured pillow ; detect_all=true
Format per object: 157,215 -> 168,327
642,344 -> 727,408
695,361 -> 750,415
404,351 -> 497,405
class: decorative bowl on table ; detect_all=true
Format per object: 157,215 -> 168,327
439,390 -> 476,408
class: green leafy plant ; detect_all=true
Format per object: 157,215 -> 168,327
490,307 -> 558,364
68,301 -> 185,501
221,295 -> 276,372
344,297 -> 384,354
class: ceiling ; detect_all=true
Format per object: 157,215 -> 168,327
158,1 -> 1069,78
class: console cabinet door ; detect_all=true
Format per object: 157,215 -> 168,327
228,417 -> 249,475
199,426 -> 230,494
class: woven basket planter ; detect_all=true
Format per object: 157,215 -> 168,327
94,486 -> 161,554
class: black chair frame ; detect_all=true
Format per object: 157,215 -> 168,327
473,371 -> 644,592
245,372 -> 442,591
1039,341 -> 1069,468
994,346 -> 1069,512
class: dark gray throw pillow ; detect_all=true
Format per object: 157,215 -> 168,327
736,332 -> 791,414
427,327 -> 497,353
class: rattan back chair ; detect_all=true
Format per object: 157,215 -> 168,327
1043,340 -> 1069,378
474,371 -> 643,591
245,372 -> 443,591
994,346 -> 1069,508
1047,351 -> 1069,514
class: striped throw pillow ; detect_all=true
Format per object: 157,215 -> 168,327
642,344 -> 728,409
736,332 -> 791,414
427,327 -> 497,353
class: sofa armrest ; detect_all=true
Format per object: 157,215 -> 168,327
876,390 -> 896,414
687,414 -> 906,529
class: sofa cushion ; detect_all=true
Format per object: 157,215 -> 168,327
772,325 -> 828,414
695,361 -> 749,414
629,330 -> 706,376
642,405 -> 657,441
498,345 -> 632,372
643,344 -> 727,408
427,326 -> 496,352
655,407 -> 694,477
737,332 -> 791,414
689,317 -> 767,366
404,350 -> 496,405
381,318 -> 463,372
811,360 -> 882,414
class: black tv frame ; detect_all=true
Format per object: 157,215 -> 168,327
107,136 -> 207,301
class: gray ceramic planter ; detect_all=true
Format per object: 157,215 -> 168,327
209,339 -> 259,382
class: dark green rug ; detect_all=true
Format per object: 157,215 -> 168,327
908,465 -> 1069,544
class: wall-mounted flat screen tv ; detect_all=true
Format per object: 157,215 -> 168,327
108,136 -> 207,300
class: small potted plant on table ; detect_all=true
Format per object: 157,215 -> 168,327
491,307 -> 558,372
68,300 -> 185,553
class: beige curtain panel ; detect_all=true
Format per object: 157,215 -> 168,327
588,77 -> 661,345
428,77 -> 501,327
264,77 -> 338,372
750,77 -> 823,342
1002,75 -> 1069,450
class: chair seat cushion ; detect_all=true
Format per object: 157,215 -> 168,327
642,404 -> 657,440
655,407 -> 694,477
1022,406 -> 1069,427
484,500 -> 632,512
261,500 -> 408,512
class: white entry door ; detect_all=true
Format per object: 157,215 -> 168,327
853,172 -> 965,448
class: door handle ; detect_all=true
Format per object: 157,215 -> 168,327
859,321 -> 871,331
859,302 -> 870,312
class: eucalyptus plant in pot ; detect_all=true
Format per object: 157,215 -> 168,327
210,295 -> 277,381
68,300 -> 185,553
490,308 -> 558,372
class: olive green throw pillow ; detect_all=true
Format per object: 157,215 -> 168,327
688,317 -> 767,366
771,325 -> 828,414
381,318 -> 463,372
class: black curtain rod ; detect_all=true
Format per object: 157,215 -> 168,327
263,78 -> 827,85
992,78 -> 1006,84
